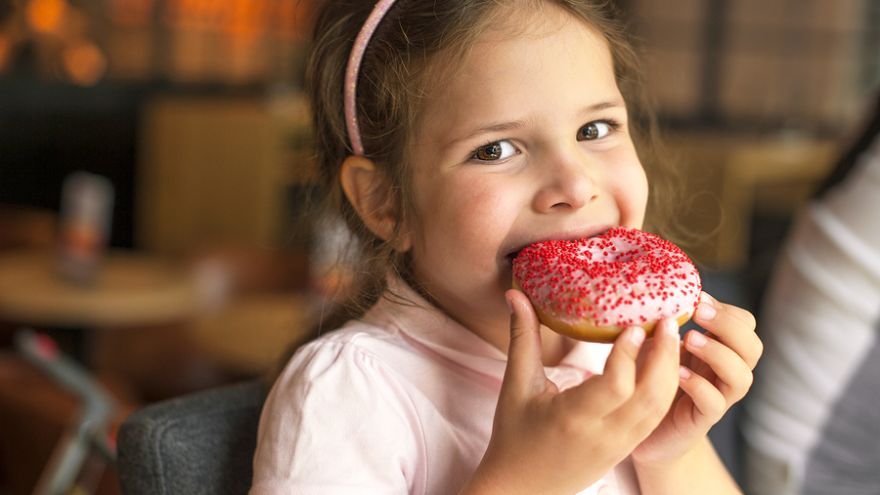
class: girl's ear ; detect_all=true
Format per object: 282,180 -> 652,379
339,156 -> 411,251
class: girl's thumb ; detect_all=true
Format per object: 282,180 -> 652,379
501,289 -> 547,399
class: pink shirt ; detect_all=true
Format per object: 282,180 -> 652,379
250,279 -> 641,494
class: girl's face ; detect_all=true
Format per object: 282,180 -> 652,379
404,5 -> 648,344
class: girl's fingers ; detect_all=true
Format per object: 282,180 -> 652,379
614,318 -> 681,425
501,290 -> 553,402
564,325 -> 646,416
683,330 -> 754,403
694,292 -> 763,369
678,365 -> 727,420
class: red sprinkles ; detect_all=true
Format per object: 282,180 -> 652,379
512,227 -> 701,328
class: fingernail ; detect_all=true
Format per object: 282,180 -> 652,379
629,326 -> 646,347
696,302 -> 717,321
701,291 -> 716,306
679,366 -> 692,380
687,331 -> 707,349
505,293 -> 515,314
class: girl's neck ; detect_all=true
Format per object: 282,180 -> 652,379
473,320 -> 575,367
400,271 -> 574,366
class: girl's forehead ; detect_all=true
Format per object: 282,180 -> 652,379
413,10 -> 618,143
425,6 -> 612,99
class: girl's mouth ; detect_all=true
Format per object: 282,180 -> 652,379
502,227 -> 613,266
505,249 -> 523,265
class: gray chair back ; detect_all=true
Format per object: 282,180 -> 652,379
117,380 -> 268,495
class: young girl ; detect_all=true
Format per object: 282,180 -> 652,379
251,1 -> 763,493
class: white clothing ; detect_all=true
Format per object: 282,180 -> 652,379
250,279 -> 641,494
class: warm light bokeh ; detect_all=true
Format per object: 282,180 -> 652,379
62,40 -> 107,86
25,0 -> 68,35
0,32 -> 11,72
163,0 -> 310,39
108,0 -> 154,28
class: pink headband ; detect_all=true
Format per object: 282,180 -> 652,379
344,0 -> 399,156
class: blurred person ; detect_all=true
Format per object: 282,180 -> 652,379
742,92 -> 880,495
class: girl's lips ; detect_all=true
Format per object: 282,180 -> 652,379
505,250 -> 522,265
503,226 -> 613,264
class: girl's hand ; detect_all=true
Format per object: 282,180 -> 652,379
462,290 -> 682,495
631,291 -> 763,467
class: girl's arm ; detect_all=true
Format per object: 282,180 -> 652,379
634,436 -> 741,495
632,292 -> 762,494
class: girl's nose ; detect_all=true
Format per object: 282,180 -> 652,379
532,153 -> 599,212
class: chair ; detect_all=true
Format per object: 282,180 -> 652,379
117,380 -> 268,495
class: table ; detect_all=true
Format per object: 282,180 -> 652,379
0,249 -> 199,493
0,249 -> 198,330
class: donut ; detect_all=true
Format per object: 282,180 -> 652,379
511,227 -> 701,343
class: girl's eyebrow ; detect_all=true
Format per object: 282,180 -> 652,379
446,99 -> 626,148
445,120 -> 526,148
580,99 -> 626,115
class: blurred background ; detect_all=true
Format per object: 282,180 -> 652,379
0,0 -> 877,493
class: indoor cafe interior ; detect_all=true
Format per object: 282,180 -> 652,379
0,0 -> 878,494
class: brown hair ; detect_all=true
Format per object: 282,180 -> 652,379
301,0 -> 677,340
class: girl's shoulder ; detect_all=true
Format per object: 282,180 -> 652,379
300,316 -> 408,357
254,319 -> 425,492
277,317 -> 424,388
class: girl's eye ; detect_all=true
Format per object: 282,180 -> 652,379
578,121 -> 617,141
471,140 -> 518,162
